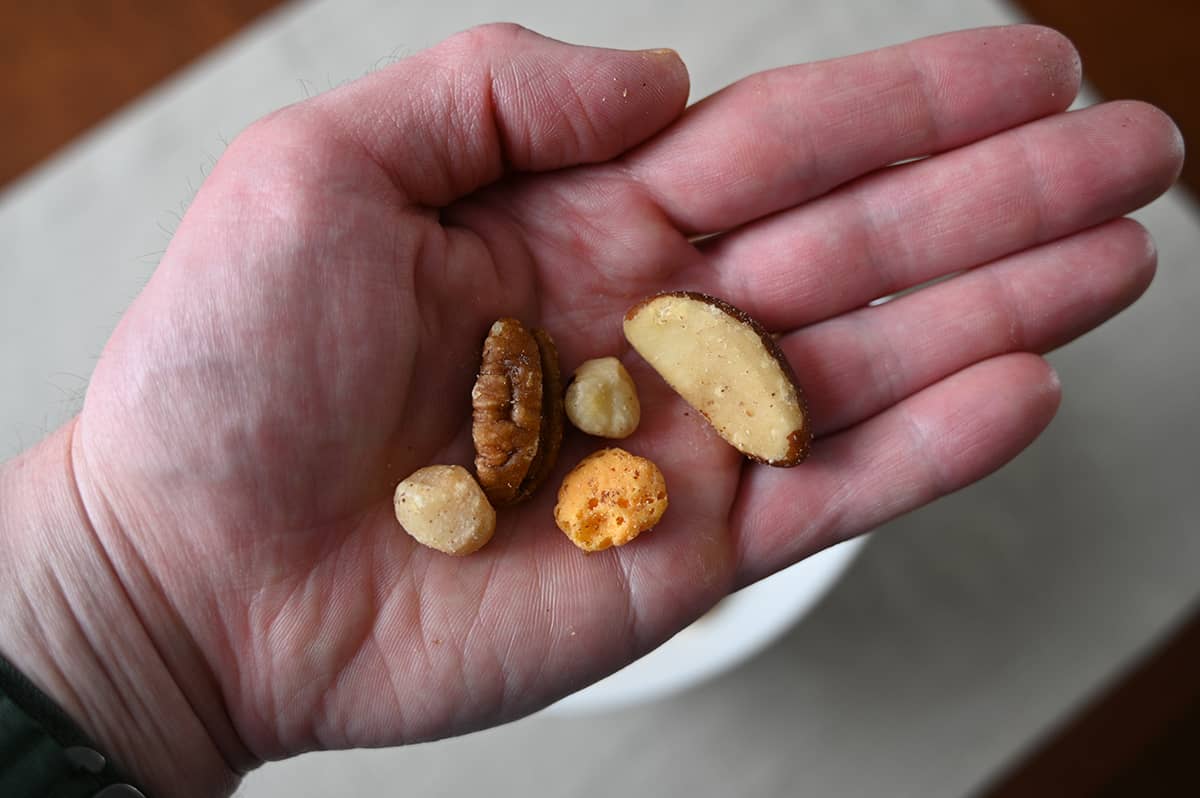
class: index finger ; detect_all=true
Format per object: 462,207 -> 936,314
624,25 -> 1081,234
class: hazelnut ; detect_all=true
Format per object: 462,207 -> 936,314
565,357 -> 641,439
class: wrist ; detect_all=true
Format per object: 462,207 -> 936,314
0,421 -> 242,798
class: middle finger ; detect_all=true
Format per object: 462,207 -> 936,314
694,100 -> 1182,331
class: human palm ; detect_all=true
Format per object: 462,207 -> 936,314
63,23 -> 1180,778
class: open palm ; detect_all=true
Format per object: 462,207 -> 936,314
70,23 -> 1181,778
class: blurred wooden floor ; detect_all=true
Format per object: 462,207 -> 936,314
1,2 -> 1197,795
0,0 -> 283,188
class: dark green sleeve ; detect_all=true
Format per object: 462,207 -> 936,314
0,653 -> 149,797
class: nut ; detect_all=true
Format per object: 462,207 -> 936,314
513,328 -> 564,503
565,357 -> 641,439
623,291 -> 810,466
554,448 -> 668,552
472,318 -> 555,505
394,465 -> 496,556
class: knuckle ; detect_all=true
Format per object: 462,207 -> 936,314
228,105 -> 313,165
442,22 -> 528,57
226,103 -> 340,180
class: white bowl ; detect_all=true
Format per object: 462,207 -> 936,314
548,536 -> 868,715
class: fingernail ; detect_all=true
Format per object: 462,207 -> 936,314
643,48 -> 680,58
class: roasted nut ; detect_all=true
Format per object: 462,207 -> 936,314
394,465 -> 496,556
472,318 -> 541,504
565,357 -> 641,439
554,448 -> 668,552
471,318 -> 563,505
513,328 -> 564,503
624,291 -> 810,466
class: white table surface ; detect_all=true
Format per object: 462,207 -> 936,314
3,0 -> 1198,795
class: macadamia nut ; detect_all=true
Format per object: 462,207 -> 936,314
565,357 -> 641,439
554,448 -> 668,552
394,465 -> 496,556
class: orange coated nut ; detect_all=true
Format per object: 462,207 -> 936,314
554,448 -> 668,552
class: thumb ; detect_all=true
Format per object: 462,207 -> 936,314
312,23 -> 689,205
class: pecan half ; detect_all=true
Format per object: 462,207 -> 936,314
472,318 -> 544,505
513,328 -> 564,503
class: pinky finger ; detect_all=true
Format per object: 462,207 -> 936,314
731,353 -> 1062,586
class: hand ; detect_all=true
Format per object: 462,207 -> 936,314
0,23 -> 1182,797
